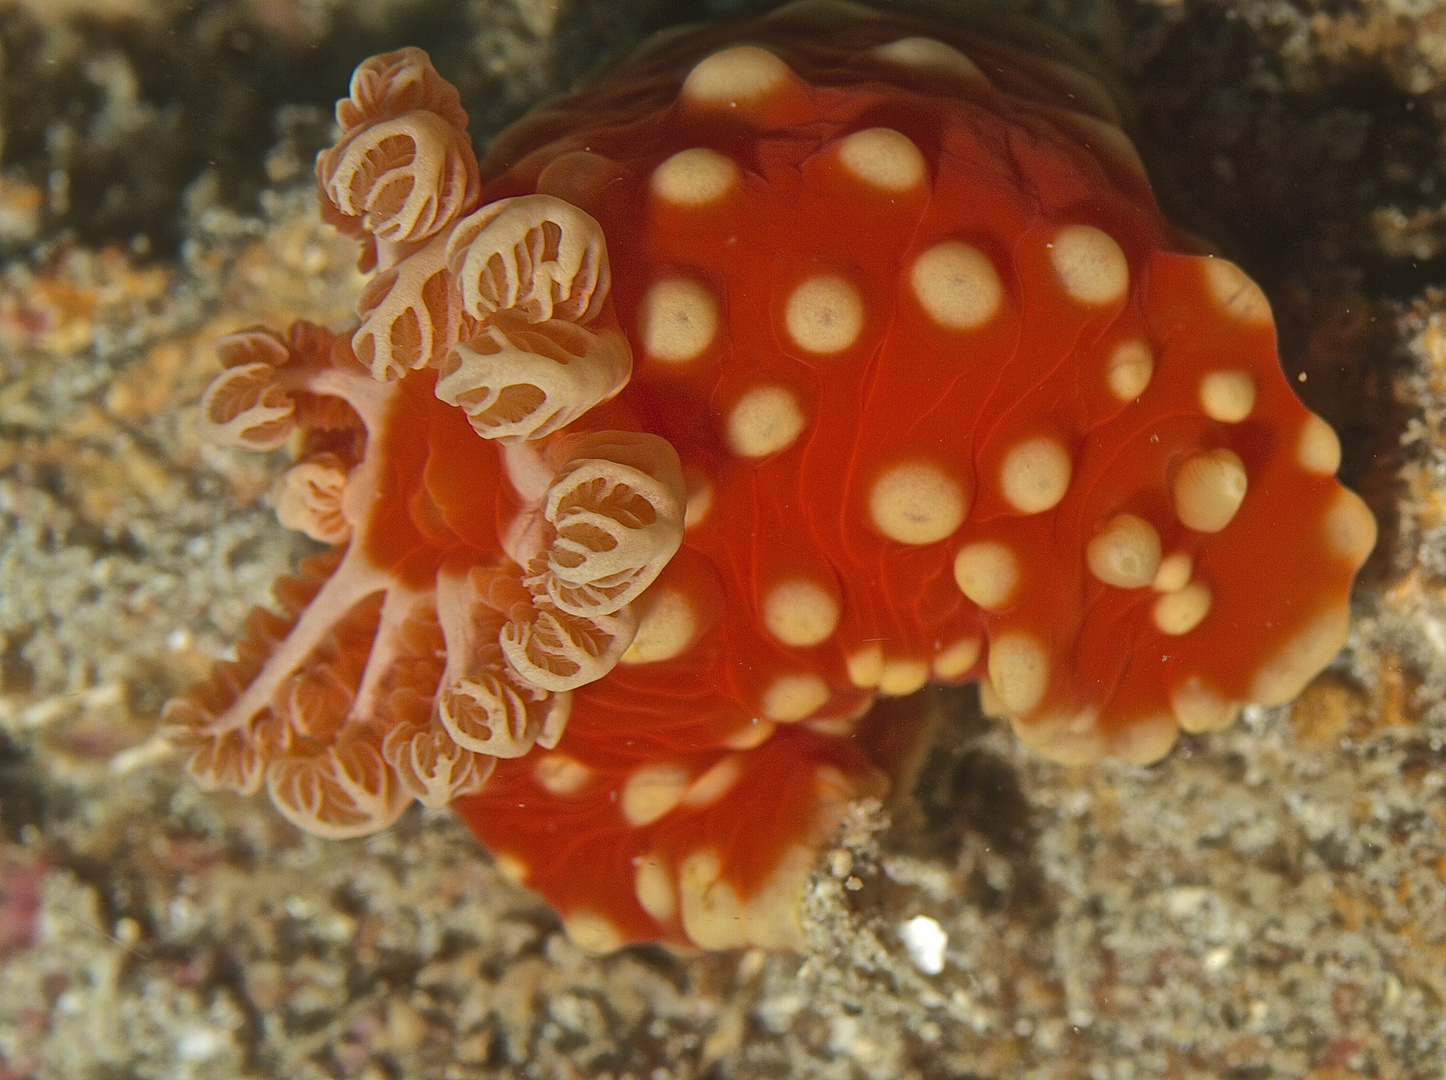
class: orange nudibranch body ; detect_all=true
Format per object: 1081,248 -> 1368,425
168,0 -> 1374,952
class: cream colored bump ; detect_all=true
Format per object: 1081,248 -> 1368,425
1110,714 -> 1179,766
535,150 -> 625,209
1324,488 -> 1377,564
1204,258 -> 1271,325
721,718 -> 775,750
533,754 -> 593,796
1010,709 -> 1102,765
910,241 -> 1003,330
932,637 -> 981,680
727,384 -> 806,458
953,541 -> 1020,610
1171,676 -> 1239,733
738,843 -> 813,950
871,37 -> 983,81
492,852 -> 529,884
816,763 -> 853,803
681,755 -> 743,808
804,716 -> 856,738
763,578 -> 840,647
684,474 -> 713,528
1106,340 -> 1153,400
682,45 -> 790,107
815,763 -> 844,809
1297,414 -> 1342,476
678,848 -> 746,950
563,910 -> 625,954
1173,448 -> 1247,533
651,148 -> 738,206
1153,582 -> 1211,635
785,274 -> 864,354
634,856 -> 677,924
868,461 -> 968,544
1086,513 -> 1161,589
1153,551 -> 1193,593
987,632 -> 1049,715
846,643 -> 884,688
1050,225 -> 1129,305
837,127 -> 925,192
1000,436 -> 1072,514
978,679 -> 1006,718
620,762 -> 692,827
879,658 -> 930,696
641,278 -> 718,362
762,673 -> 830,722
1249,606 -> 1349,706
621,590 -> 697,665
1199,370 -> 1256,423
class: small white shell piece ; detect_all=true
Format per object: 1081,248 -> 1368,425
446,194 -> 612,325
900,915 -> 948,976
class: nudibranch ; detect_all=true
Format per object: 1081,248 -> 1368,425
164,0 -> 1376,951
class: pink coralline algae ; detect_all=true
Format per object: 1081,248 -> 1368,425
165,1 -> 1376,951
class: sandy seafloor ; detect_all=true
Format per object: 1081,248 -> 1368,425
3,0 -> 1446,1076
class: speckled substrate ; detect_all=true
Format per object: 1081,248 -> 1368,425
4,0 -> 1446,1077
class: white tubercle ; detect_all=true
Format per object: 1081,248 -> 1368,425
910,241 -> 1002,330
785,274 -> 865,354
682,46 -> 792,107
1050,225 -> 1129,305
